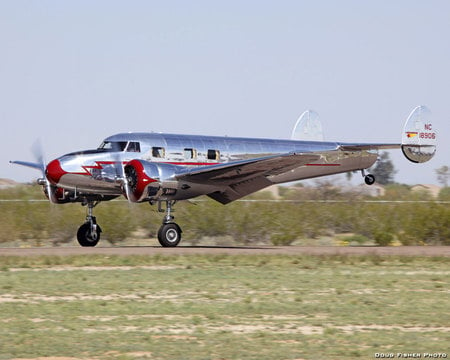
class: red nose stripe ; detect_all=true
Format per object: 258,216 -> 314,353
46,159 -> 66,185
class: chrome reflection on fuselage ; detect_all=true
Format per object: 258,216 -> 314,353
47,132 -> 377,198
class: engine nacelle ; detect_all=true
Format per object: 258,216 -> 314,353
39,178 -> 119,203
124,160 -> 180,202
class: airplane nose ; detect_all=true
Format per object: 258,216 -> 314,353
45,159 -> 65,185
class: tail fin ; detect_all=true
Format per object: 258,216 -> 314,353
291,110 -> 324,141
401,105 -> 436,163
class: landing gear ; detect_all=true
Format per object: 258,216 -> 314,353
361,169 -> 376,186
158,223 -> 182,247
77,201 -> 102,247
157,201 -> 182,247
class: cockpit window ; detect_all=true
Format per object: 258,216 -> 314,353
98,141 -> 128,151
98,141 -> 140,152
126,142 -> 141,152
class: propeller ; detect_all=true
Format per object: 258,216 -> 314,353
111,143 -> 134,202
31,139 -> 56,204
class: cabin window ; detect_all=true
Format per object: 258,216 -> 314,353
126,142 -> 141,152
184,148 -> 197,159
207,149 -> 220,160
152,147 -> 165,158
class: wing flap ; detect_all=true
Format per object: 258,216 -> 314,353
176,153 -> 321,186
176,152 -> 320,204
207,176 -> 273,204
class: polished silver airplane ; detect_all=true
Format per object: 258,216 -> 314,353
11,106 -> 436,247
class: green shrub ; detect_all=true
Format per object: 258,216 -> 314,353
1,184 -> 449,246
373,231 -> 394,246
438,187 -> 450,201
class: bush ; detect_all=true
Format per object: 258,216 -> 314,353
338,234 -> 370,246
1,184 -> 449,246
438,187 -> 450,201
373,231 -> 394,246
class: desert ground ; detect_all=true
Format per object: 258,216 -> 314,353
1,245 -> 449,257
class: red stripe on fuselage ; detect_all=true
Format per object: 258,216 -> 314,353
51,159 -> 340,184
80,161 -> 126,176
52,160 -> 222,181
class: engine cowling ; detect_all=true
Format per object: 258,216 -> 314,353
124,160 -> 181,202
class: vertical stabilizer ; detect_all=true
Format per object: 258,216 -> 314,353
401,106 -> 436,163
291,110 -> 323,141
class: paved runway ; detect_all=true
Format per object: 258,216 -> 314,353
0,246 -> 448,257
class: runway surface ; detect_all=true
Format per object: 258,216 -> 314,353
0,246 -> 449,257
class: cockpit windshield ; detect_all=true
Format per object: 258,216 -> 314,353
97,141 -> 140,152
98,141 -> 128,151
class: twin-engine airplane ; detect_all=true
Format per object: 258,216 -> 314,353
11,106 -> 436,247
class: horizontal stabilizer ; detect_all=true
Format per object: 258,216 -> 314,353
401,106 -> 436,163
291,110 -> 323,141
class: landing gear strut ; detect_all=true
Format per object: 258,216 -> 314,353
361,169 -> 376,186
77,200 -> 102,247
157,200 -> 182,247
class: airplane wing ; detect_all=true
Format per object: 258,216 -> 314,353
175,152 -> 321,204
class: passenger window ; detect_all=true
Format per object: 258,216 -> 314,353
184,148 -> 197,159
207,149 -> 220,160
126,142 -> 141,152
152,147 -> 165,158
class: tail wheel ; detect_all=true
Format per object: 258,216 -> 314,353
77,222 -> 101,247
158,223 -> 182,247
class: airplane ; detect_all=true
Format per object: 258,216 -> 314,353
11,105 -> 436,247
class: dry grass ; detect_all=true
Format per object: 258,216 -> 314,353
0,254 -> 449,360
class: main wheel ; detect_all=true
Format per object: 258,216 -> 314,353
364,174 -> 376,185
158,223 -> 182,247
77,223 -> 101,247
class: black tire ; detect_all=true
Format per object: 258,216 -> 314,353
364,174 -> 376,186
77,223 -> 101,247
158,223 -> 182,247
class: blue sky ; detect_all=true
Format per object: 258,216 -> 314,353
1,1 -> 448,185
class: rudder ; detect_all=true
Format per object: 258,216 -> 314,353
401,106 -> 436,163
291,110 -> 324,141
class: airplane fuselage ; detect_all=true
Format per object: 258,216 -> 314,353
46,132 -> 378,201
